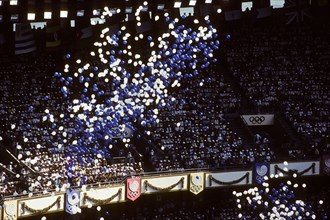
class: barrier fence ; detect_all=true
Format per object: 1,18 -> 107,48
1,159 -> 324,220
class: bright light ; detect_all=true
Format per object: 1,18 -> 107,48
10,0 -> 18,6
271,0 -> 285,8
44,11 -> 52,19
205,0 -> 212,3
141,6 -> 148,12
125,7 -> 133,13
189,0 -> 197,6
27,13 -> 35,21
60,10 -> 68,18
93,9 -> 100,16
157,4 -> 165,10
77,10 -> 84,17
70,20 -> 75,27
174,1 -> 182,8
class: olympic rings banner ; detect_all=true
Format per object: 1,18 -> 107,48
241,114 -> 274,126
254,162 -> 269,184
189,173 -> 204,195
126,177 -> 141,201
66,190 -> 80,215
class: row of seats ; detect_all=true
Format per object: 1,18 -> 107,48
223,23 -> 330,157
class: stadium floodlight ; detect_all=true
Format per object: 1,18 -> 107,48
205,0 -> 212,3
77,10 -> 84,17
125,7 -> 133,13
10,14 -> 18,21
174,1 -> 182,8
141,6 -> 148,12
60,10 -> 68,18
27,13 -> 35,21
70,20 -> 75,27
44,11 -> 52,19
10,0 -> 18,5
189,0 -> 197,6
157,4 -> 165,10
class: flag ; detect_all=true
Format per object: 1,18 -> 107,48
15,23 -> 36,55
254,162 -> 269,184
127,177 -> 141,201
46,25 -> 61,48
190,173 -> 204,195
66,190 -> 80,215
285,0 -> 312,24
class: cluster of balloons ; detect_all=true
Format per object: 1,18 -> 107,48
47,3 -> 219,159
233,162 -> 320,219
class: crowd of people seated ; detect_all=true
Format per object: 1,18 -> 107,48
149,65 -> 275,171
223,22 -> 330,158
0,19 -> 329,200
0,53 -> 144,197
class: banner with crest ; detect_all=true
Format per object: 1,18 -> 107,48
254,162 -> 269,184
127,177 -> 141,201
66,190 -> 80,215
190,173 -> 204,195
322,154 -> 330,176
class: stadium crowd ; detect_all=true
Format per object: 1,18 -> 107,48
149,65 -> 275,171
0,19 -> 329,202
223,22 -> 330,158
0,53 -> 144,197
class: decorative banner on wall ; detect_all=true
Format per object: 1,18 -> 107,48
254,162 -> 269,184
80,186 -> 125,206
127,177 -> 141,201
19,196 -> 62,217
3,200 -> 17,220
141,175 -> 188,194
189,173 -> 204,195
270,161 -> 319,177
66,190 -> 81,215
205,171 -> 252,188
322,154 -> 330,175
241,114 -> 274,126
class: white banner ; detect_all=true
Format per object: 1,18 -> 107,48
3,200 -> 17,220
270,161 -> 320,177
18,194 -> 64,217
241,114 -> 274,126
141,175 -> 188,194
80,185 -> 125,207
205,170 -> 252,188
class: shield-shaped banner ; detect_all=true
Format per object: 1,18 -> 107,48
254,162 -> 269,184
322,154 -> 330,176
190,173 -> 204,195
127,177 -> 141,201
66,190 -> 80,215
